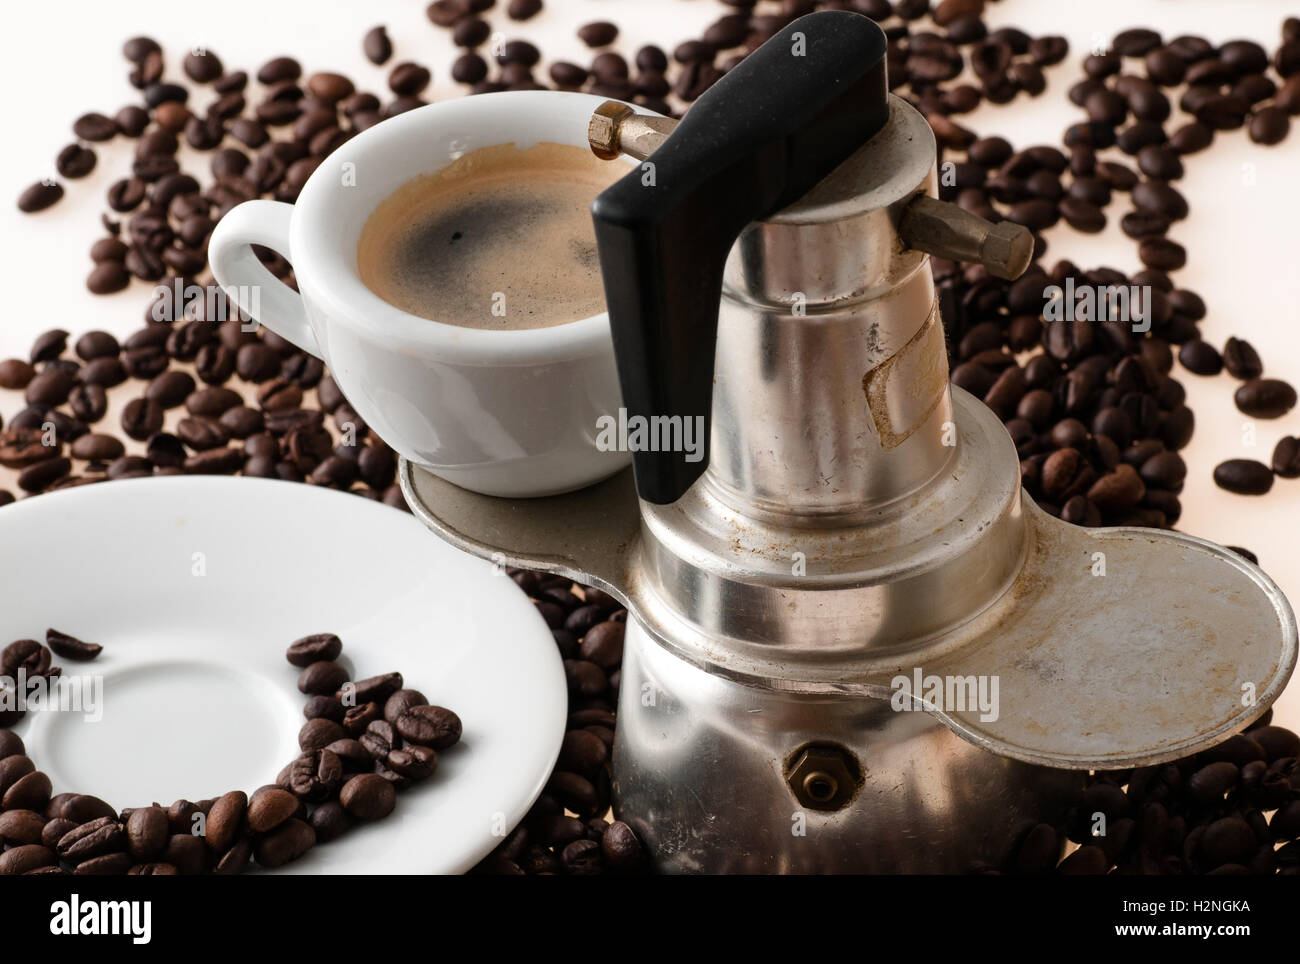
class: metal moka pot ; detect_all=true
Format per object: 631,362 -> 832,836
401,12 -> 1297,872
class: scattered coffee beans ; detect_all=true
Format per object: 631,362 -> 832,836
0,630 -> 467,875
3,3 -> 1295,878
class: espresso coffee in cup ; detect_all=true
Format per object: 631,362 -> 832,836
357,141 -> 623,330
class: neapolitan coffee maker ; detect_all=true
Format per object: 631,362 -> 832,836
402,12 -> 1297,872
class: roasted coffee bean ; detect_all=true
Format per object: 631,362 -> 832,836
176,416 -> 228,451
57,816 -> 126,863
44,628 -> 101,662
1138,451 -> 1186,490
345,672 -> 402,706
256,55 -> 302,85
1,639 -> 51,677
0,845 -> 57,875
180,48 -> 222,83
546,771 -> 599,818
325,738 -> 372,772
297,660 -> 349,695
340,773 -> 397,820
0,809 -> 46,847
1235,379 -> 1297,419
451,52 -> 489,85
601,821 -> 646,872
17,180 -> 64,213
79,356 -> 128,388
3,770 -> 52,811
185,386 -> 242,417
299,717 -> 346,753
218,406 -> 263,439
508,0 -> 542,18
1058,198 -> 1105,233
40,818 -> 76,850
254,819 -> 315,868
72,857 -> 130,878
202,791 -> 246,853
120,397 -> 163,441
0,756 -> 35,796
1132,180 -> 1188,219
25,369 -> 76,406
70,331 -> 119,363
289,748 -> 344,801
1198,816 -> 1256,869
333,703 -> 377,740
0,427 -> 54,470
1213,459 -> 1274,496
364,25 -> 393,64
575,20 -> 619,48
57,795 -> 115,825
1088,464 -> 1146,512
1250,106 -> 1291,145
388,62 -> 432,96
304,695 -> 345,723
308,801 -> 351,843
579,621 -> 625,670
1222,337 -> 1263,380
1139,238 -> 1186,271
0,357 -> 37,389
146,370 -> 196,409
122,346 -> 166,379
377,689 -> 425,726
359,718 -> 397,758
235,342 -> 280,382
386,745 -> 438,780
183,447 -> 243,474
106,455 -> 153,480
1272,437 -> 1300,478
56,143 -> 97,179
90,237 -> 129,264
154,834 -> 205,875
286,632 -> 342,667
395,704 -> 462,749
1178,340 -> 1222,376
122,806 -> 167,861
256,379 -> 302,412
1251,726 -> 1300,762
207,838 -> 250,875
112,104 -> 149,137
30,330 -> 67,363
17,456 -> 71,493
86,257 -> 132,294
247,787 -> 298,833
558,729 -> 608,777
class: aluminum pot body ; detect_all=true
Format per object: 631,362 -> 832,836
613,619 -> 1084,874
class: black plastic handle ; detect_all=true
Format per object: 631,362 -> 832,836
591,11 -> 890,505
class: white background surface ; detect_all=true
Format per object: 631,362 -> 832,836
2,0 -> 1299,730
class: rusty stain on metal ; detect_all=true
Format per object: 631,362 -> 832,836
861,307 -> 948,450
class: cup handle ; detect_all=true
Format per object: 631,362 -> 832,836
208,199 -> 321,357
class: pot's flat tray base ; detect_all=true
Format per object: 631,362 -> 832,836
402,460 -> 1298,770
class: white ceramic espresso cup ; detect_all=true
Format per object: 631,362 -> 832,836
209,91 -> 637,497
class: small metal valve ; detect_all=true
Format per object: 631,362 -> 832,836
588,100 -> 1034,281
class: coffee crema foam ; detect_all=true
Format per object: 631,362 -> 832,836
357,141 -> 625,330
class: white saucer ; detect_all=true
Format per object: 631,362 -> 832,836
0,476 -> 566,874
